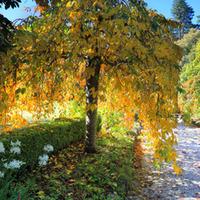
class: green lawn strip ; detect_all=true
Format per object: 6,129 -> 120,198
4,132 -> 134,200
68,133 -> 134,200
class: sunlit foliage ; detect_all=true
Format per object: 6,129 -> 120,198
178,30 -> 200,122
0,0 -> 182,167
180,62 -> 200,121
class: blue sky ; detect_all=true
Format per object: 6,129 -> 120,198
0,0 -> 200,23
0,0 -> 37,22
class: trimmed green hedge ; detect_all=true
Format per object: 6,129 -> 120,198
0,119 -> 85,172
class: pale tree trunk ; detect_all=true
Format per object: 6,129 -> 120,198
85,57 -> 101,153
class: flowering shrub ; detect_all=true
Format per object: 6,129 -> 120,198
10,146 -> 21,154
0,119 -> 85,178
0,140 -> 25,175
0,141 -> 24,182
0,171 -> 4,178
10,140 -> 21,155
38,154 -> 49,166
0,142 -> 5,153
37,144 -> 55,166
11,140 -> 21,147
4,160 -> 25,169
43,144 -> 54,153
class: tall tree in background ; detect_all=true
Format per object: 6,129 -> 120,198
197,15 -> 200,25
172,0 -> 194,38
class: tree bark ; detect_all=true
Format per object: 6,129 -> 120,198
85,57 -> 101,153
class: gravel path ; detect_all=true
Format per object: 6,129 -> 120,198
128,127 -> 200,200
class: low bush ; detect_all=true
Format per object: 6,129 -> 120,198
0,119 -> 85,176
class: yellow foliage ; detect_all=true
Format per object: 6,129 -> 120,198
173,163 -> 183,175
0,0 -> 182,171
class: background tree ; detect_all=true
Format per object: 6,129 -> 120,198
176,29 -> 200,123
196,15 -> 200,29
176,28 -> 200,64
197,15 -> 200,24
171,0 -> 194,38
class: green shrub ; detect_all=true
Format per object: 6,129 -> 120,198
0,119 -> 85,174
182,109 -> 192,125
61,100 -> 85,119
99,109 -> 128,134
0,173 -> 36,200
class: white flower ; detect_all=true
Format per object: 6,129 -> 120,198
86,116 -> 90,124
11,140 -> 21,147
43,144 -> 54,153
0,142 -> 5,153
38,154 -> 49,166
10,146 -> 21,154
4,159 -> 25,169
0,171 -> 4,178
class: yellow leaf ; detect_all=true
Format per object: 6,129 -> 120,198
86,68 -> 95,79
87,48 -> 95,56
0,101 -> 7,112
69,11 -> 77,20
93,1 -> 104,9
173,164 -> 182,175
37,191 -> 45,199
90,87 -> 98,98
55,163 -> 63,169
87,103 -> 97,112
66,1 -> 72,8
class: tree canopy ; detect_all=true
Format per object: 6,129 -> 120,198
0,0 -> 182,169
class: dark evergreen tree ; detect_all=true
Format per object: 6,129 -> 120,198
197,15 -> 200,24
0,14 -> 14,52
171,0 -> 194,38
0,0 -> 21,9
192,15 -> 200,29
0,0 -> 21,52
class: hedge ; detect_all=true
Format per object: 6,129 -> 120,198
0,118 -> 85,173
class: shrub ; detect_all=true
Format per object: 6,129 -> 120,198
0,119 -> 85,175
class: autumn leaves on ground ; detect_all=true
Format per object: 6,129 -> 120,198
0,0 -> 199,199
